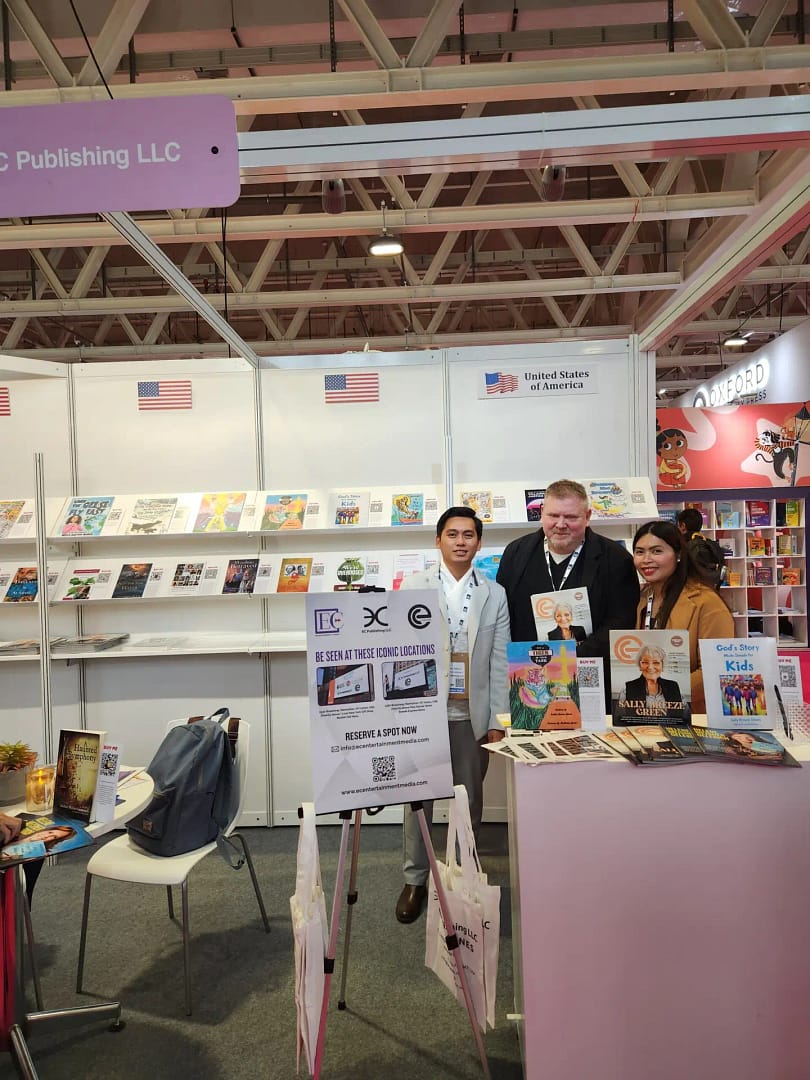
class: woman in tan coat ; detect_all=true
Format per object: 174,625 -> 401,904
632,520 -> 734,715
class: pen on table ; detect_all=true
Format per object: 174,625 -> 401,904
773,683 -> 792,740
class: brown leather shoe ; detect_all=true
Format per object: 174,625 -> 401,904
396,884 -> 427,924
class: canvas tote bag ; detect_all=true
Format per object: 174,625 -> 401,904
289,802 -> 329,1075
424,784 -> 501,1031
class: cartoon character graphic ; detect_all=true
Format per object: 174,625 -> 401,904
754,427 -> 796,481
656,424 -> 690,489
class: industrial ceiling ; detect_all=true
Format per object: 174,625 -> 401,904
1,0 -> 809,397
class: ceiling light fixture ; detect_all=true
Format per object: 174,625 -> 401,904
723,331 -> 752,347
369,201 -> 403,257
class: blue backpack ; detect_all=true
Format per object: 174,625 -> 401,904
127,708 -> 239,859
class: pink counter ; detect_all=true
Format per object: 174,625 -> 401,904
508,759 -> 810,1080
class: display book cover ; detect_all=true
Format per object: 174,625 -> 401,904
608,628 -> 691,726
698,637 -> 782,731
58,495 -> 116,537
507,640 -> 581,731
604,724 -> 799,767
53,728 -> 107,823
0,813 -> 93,867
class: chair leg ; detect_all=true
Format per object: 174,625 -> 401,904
181,879 -> 192,1016
167,885 -> 174,919
231,832 -> 270,933
76,874 -> 93,993
22,892 -> 43,1010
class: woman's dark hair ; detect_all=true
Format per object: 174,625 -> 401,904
632,520 -> 690,628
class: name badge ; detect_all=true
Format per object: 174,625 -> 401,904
449,652 -> 470,699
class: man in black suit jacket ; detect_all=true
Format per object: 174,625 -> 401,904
496,480 -> 639,702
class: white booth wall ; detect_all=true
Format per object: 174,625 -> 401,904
0,340 -> 653,825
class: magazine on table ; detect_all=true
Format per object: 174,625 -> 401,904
0,813 -> 94,866
609,629 -> 691,726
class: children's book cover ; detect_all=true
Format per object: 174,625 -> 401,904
127,496 -> 178,535
192,492 -> 246,533
59,496 -> 115,537
111,563 -> 153,599
507,641 -> 580,731
0,813 -> 94,866
699,638 -> 779,730
329,492 -> 369,527
221,558 -> 259,595
3,566 -> 38,602
524,488 -> 545,522
460,490 -> 493,523
391,493 -> 424,527
53,729 -> 105,822
260,493 -> 308,531
609,629 -> 691,726
277,557 -> 313,593
0,500 -> 25,539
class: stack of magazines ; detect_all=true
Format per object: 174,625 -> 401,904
605,725 -> 800,767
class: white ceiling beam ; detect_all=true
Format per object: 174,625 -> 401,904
406,0 -> 462,69
0,192 -> 756,251
75,0 -> 152,86
4,0 -> 73,85
2,46 -> 809,113
335,0 -> 402,70
749,0 -> 790,47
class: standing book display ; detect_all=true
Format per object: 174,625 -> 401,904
53,729 -> 106,823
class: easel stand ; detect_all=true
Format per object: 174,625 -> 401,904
311,801 -> 491,1080
8,866 -> 124,1080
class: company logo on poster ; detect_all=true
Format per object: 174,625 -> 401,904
314,608 -> 343,634
478,364 -> 597,399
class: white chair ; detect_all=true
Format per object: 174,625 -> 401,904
76,717 -> 269,1015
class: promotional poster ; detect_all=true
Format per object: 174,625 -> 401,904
608,629 -> 691,725
305,589 -> 452,814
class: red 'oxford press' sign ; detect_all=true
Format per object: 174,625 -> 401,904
0,96 -> 240,217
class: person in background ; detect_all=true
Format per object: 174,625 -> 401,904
396,506 -> 509,925
496,479 -> 639,704
632,520 -> 734,715
676,507 -> 726,590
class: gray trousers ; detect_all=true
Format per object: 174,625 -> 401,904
402,719 -> 490,886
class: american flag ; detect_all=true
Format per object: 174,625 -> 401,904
324,372 -> 379,404
0,387 -> 9,417
485,372 -> 519,394
137,379 -> 193,411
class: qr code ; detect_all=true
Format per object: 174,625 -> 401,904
372,755 -> 396,783
780,665 -> 798,689
578,664 -> 600,688
99,752 -> 118,777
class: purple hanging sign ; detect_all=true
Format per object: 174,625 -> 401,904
0,96 -> 239,216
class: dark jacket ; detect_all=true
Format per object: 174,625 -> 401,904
614,675 -> 689,725
496,527 -> 640,658
548,625 -> 587,642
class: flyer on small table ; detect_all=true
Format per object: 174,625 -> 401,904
699,637 -> 779,731
609,629 -> 691,726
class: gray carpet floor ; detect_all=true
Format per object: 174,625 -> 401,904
1,822 -> 523,1079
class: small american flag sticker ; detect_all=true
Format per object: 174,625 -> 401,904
137,380 -> 193,411
0,387 -> 9,417
324,372 -> 379,404
485,372 -> 519,394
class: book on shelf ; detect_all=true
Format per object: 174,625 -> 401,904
778,566 -> 802,586
125,496 -> 178,535
53,728 -> 106,822
50,633 -> 130,653
0,812 -> 94,867
391,492 -> 424,527
328,491 -> 370,527
260,493 -> 308,531
657,506 -> 679,525
524,488 -> 545,522
775,500 -> 801,527
221,558 -> 259,595
725,570 -> 743,587
2,566 -> 38,603
698,638 -> 779,730
277,557 -> 313,593
746,536 -> 769,557
111,562 -> 153,599
776,533 -> 798,555
717,538 -> 736,557
0,500 -> 27,539
192,491 -> 246,533
58,495 -> 117,537
507,640 -> 581,731
170,561 -> 206,593
391,552 -> 426,590
753,566 -> 774,586
0,638 -> 42,656
460,490 -> 493,523
61,566 -> 107,601
715,501 -> 741,529
745,500 -> 771,527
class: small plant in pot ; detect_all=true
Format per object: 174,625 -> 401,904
0,742 -> 37,805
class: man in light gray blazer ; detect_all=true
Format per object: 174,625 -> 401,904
395,505 -> 510,923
